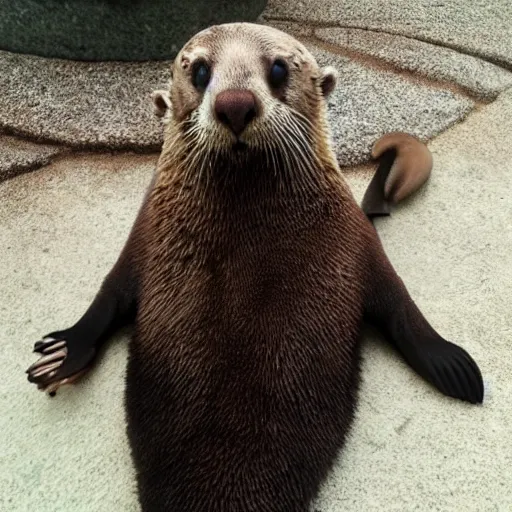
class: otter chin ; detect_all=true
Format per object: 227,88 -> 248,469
27,22 -> 483,512
232,140 -> 249,151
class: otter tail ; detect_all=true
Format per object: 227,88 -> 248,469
361,132 -> 433,221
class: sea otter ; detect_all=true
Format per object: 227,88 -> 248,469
26,23 -> 483,512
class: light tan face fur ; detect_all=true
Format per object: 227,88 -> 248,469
153,23 -> 337,158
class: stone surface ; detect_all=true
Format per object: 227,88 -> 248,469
313,27 -> 512,101
0,135 -> 67,182
0,42 -> 476,166
1,89 -> 512,511
309,44 -> 475,166
263,0 -> 512,69
0,0 -> 267,61
0,51 -> 170,150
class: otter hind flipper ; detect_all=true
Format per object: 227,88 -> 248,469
364,248 -> 484,404
362,132 -> 433,221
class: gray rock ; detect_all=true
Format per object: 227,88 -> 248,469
0,51 -> 170,150
263,0 -> 512,69
0,44 -> 476,166
259,19 -> 315,37
308,45 -> 475,166
314,27 -> 512,101
0,135 -> 67,182
0,0 -> 267,61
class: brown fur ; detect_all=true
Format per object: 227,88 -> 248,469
128,160 -> 372,510
26,22 -> 483,511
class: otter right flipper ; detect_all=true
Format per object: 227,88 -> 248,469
364,242 -> 484,404
24,179 -> 155,396
26,248 -> 137,395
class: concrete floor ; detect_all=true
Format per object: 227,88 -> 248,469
1,89 -> 511,510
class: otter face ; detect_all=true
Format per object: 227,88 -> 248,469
153,23 -> 337,159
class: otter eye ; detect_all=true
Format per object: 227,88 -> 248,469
192,61 -> 211,91
269,60 -> 288,88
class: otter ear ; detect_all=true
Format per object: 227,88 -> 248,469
152,89 -> 172,118
319,66 -> 338,98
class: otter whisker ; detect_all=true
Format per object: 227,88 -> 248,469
282,112 -> 321,174
283,111 -> 318,160
269,111 -> 316,198
263,136 -> 278,179
254,127 -> 274,175
177,132 -> 206,199
289,106 -> 320,136
266,115 -> 298,197
259,127 -> 282,191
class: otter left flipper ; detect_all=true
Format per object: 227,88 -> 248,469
364,245 -> 484,404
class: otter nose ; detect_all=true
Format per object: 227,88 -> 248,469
214,89 -> 258,137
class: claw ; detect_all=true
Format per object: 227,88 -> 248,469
40,340 -> 67,354
34,337 -> 56,352
26,349 -> 67,373
44,380 -> 66,395
29,361 -> 62,379
38,368 -> 89,395
33,337 -> 65,354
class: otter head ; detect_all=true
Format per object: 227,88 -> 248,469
153,23 -> 338,172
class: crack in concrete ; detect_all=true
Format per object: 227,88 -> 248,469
395,417 -> 413,435
1,157 -> 62,183
0,133 -> 72,183
263,16 -> 512,73
0,129 -> 162,184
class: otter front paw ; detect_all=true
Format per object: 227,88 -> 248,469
26,332 -> 95,395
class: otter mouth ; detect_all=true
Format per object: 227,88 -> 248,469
232,140 -> 248,152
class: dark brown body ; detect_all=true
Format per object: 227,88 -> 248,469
126,159 -> 372,510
